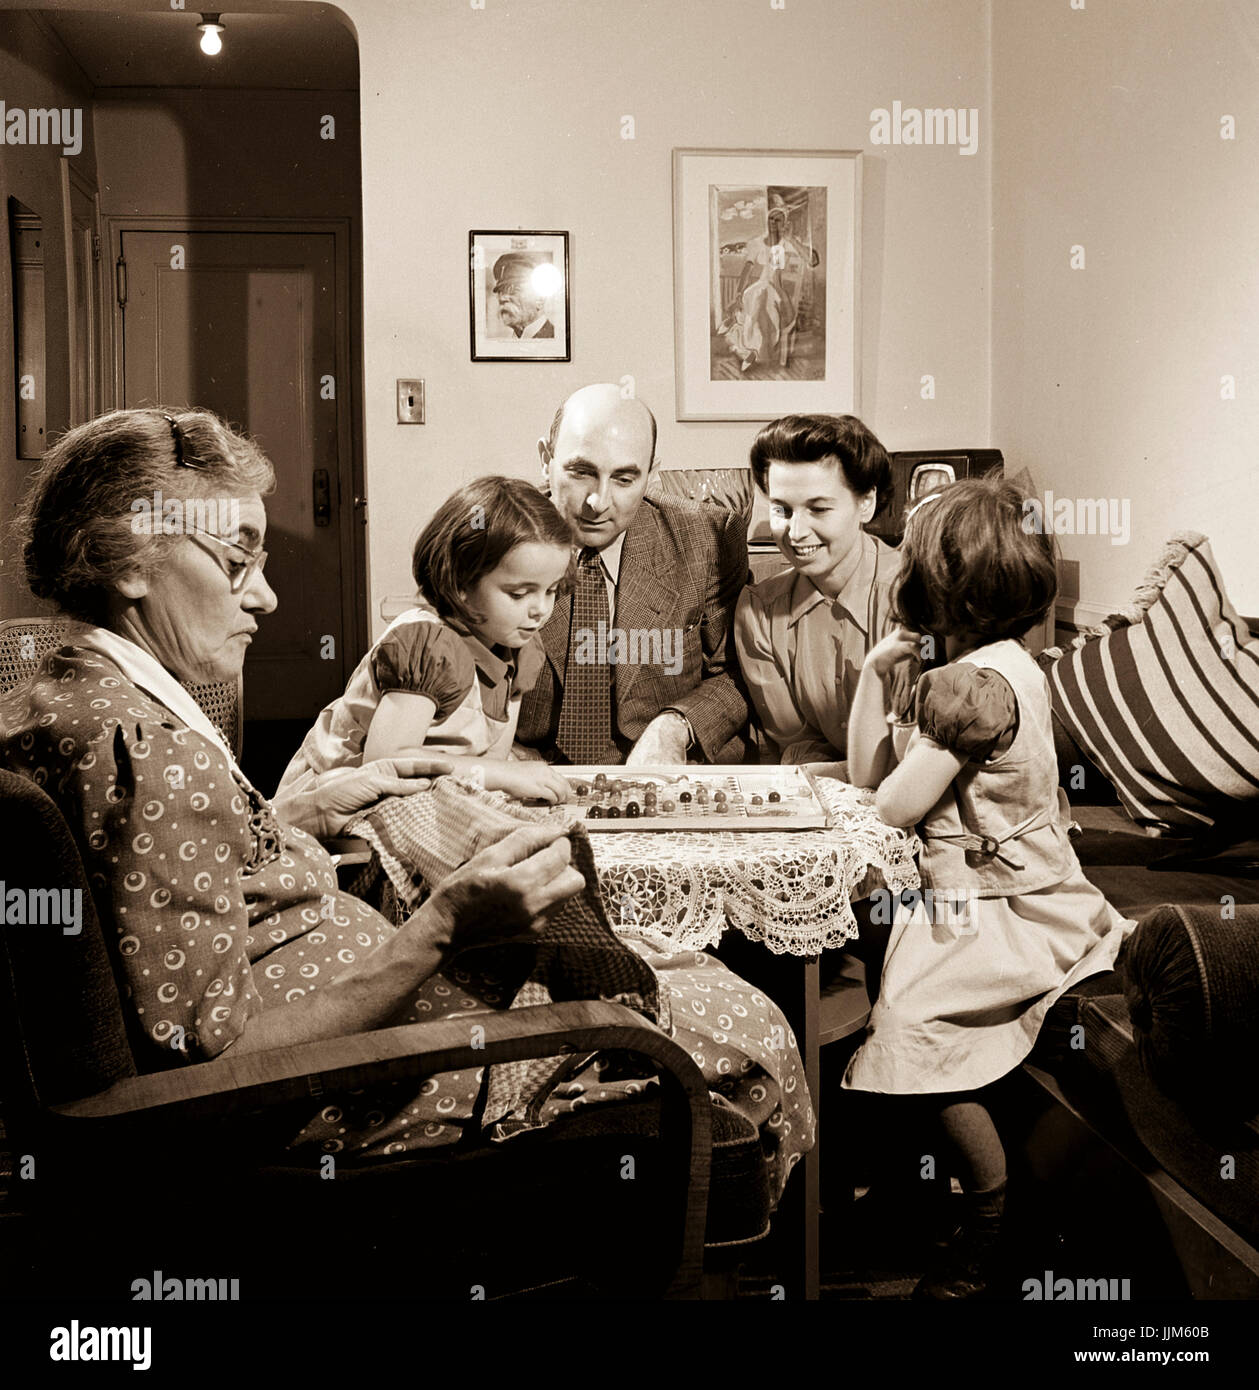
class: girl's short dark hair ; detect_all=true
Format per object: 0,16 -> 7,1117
412,476 -> 574,628
748,414 -> 893,516
892,475 -> 1057,644
15,407 -> 274,624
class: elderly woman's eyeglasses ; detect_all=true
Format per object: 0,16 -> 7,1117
185,528 -> 268,594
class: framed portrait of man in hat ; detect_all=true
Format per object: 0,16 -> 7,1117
469,230 -> 570,361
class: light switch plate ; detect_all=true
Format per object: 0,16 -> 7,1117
397,379 -> 425,424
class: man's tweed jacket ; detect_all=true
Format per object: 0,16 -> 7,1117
516,495 -> 752,763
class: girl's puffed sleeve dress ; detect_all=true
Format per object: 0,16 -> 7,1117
278,614 -> 478,793
912,664 -> 1017,759
845,644 -> 1134,1095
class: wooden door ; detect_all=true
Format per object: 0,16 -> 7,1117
118,228 -> 354,720
64,166 -> 101,427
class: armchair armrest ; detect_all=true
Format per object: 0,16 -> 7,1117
51,1001 -> 712,1296
52,1001 -> 705,1122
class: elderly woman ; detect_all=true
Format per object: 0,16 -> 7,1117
1,408 -> 812,1183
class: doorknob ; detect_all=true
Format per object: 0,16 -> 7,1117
313,468 -> 331,527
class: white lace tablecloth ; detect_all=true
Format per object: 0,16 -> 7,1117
347,774 -> 920,958
586,777 -> 920,956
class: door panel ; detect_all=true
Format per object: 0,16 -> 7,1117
65,170 -> 101,426
120,229 -> 349,720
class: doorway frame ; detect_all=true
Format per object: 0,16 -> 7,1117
102,213 -> 368,681
61,161 -> 104,427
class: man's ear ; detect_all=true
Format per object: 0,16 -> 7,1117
859,489 -> 877,523
537,437 -> 552,490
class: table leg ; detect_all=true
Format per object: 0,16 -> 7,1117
759,952 -> 822,1300
712,934 -> 821,1300
799,954 -> 821,1302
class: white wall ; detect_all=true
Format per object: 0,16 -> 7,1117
18,1 -> 1251,637
992,0 -> 1259,619
336,0 -> 993,629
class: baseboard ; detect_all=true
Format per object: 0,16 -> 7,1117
1054,598 -> 1118,633
1056,600 -> 1258,638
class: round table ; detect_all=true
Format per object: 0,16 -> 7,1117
345,771 -> 921,1300
584,776 -> 921,956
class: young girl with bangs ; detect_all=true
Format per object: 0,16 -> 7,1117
279,476 -> 574,806
843,475 -> 1135,1300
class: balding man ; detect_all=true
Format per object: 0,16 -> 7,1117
516,384 -> 751,765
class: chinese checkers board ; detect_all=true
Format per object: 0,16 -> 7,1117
558,765 -> 834,832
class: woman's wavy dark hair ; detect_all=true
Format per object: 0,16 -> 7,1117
14,407 -> 274,624
892,475 -> 1057,644
748,413 -> 894,517
412,476 -> 574,629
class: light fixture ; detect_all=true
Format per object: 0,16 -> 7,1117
197,13 -> 224,56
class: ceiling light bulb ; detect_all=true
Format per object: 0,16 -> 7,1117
198,15 -> 224,56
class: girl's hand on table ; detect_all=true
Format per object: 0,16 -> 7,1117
356,755 -> 455,799
423,824 -> 586,953
487,760 -> 573,804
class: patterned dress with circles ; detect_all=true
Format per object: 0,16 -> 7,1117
0,648 -> 813,1190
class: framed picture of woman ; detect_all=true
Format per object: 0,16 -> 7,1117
672,149 -> 860,420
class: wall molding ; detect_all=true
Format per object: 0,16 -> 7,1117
1054,598 -> 1118,633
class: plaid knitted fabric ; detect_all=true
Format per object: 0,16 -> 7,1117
346,777 -> 665,1129
555,547 -> 613,763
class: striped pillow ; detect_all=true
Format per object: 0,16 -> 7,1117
1046,533 -> 1259,834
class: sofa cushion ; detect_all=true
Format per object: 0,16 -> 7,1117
1072,992 -> 1259,1250
1070,805 -> 1259,917
1043,533 -> 1259,834
1122,902 -> 1259,1119
1046,706 -> 1118,805
646,468 -> 754,526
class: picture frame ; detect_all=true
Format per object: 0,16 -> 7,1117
469,230 -> 570,361
671,149 -> 861,421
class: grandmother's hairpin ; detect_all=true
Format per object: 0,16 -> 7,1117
160,412 -> 204,470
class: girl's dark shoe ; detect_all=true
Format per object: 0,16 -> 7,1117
911,1180 -> 1005,1300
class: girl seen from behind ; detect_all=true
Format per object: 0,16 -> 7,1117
843,475 -> 1135,1299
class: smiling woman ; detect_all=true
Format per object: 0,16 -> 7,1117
736,413 -> 910,764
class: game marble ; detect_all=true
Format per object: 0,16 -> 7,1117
559,764 -> 833,832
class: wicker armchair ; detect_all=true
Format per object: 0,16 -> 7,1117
0,616 -> 242,760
